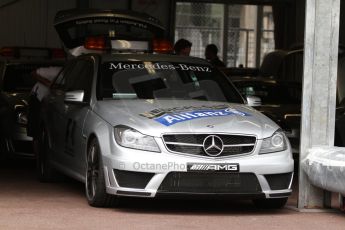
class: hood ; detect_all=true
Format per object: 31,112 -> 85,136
93,99 -> 280,139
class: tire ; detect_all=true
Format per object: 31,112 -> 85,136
85,138 -> 118,207
36,128 -> 60,182
252,197 -> 288,209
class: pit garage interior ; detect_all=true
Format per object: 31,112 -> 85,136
0,0 -> 345,229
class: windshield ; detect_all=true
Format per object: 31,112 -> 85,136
99,61 -> 244,103
234,81 -> 301,104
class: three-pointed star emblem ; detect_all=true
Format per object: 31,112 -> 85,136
203,135 -> 224,156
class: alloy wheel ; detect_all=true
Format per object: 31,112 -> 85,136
86,144 -> 99,200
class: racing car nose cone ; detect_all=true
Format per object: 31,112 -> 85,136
203,135 -> 224,156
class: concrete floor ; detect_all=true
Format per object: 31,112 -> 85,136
0,158 -> 344,230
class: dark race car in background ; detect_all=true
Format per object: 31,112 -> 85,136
231,77 -> 301,155
0,47 -> 64,158
228,47 -> 345,155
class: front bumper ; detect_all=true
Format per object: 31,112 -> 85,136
102,138 -> 294,199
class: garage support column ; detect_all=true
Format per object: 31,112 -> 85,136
298,0 -> 340,209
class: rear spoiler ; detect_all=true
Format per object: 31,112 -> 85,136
54,9 -> 165,50
55,9 -> 164,28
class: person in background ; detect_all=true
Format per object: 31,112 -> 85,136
173,39 -> 192,56
27,66 -> 62,154
205,44 -> 226,68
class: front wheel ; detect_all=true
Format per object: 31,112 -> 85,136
85,138 -> 118,207
252,197 -> 288,209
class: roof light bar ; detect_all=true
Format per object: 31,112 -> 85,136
84,36 -> 108,50
111,40 -> 149,52
152,39 -> 173,54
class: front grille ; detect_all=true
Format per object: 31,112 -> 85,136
158,172 -> 262,194
114,170 -> 154,189
163,134 -> 255,145
163,134 -> 256,157
265,173 -> 293,190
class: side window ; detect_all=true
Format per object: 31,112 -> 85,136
64,59 -> 94,102
52,62 -> 75,90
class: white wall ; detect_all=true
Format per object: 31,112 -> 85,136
0,0 -> 75,48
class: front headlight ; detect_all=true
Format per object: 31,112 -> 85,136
114,126 -> 160,152
259,130 -> 287,154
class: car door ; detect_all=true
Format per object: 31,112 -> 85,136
44,62 -> 75,161
62,58 -> 95,175
46,58 -> 94,174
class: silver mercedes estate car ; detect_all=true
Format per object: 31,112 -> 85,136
37,53 -> 294,208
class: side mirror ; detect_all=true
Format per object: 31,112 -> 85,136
246,95 -> 262,107
64,90 -> 84,103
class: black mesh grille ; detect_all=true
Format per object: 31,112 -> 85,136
163,134 -> 256,145
265,173 -> 293,190
220,135 -> 256,145
158,172 -> 262,194
166,145 -> 202,155
166,145 -> 254,157
114,170 -> 154,189
164,134 -> 206,144
163,134 -> 256,157
223,146 -> 253,155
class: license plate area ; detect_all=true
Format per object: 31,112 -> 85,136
158,171 -> 262,193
